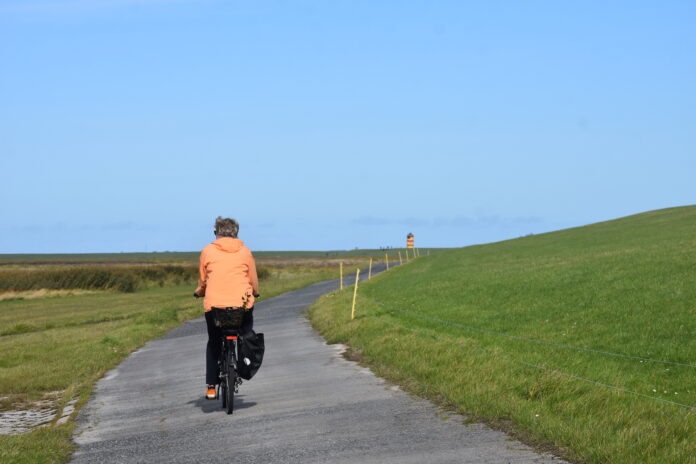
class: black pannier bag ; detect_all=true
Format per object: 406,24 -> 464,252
238,331 -> 265,380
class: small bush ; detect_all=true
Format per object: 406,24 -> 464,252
257,266 -> 271,280
1,323 -> 39,336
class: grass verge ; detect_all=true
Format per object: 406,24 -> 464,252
0,266 -> 335,464
309,206 -> 696,464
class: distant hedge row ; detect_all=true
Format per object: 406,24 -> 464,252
0,265 -> 271,293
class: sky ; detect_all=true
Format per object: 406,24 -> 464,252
1,0 -> 694,253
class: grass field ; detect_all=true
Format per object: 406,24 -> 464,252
310,206 -> 696,464
0,258 -> 342,464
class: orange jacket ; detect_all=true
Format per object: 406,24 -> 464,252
195,237 -> 259,312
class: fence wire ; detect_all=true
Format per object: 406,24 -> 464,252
359,295 -> 696,369
361,310 -> 694,410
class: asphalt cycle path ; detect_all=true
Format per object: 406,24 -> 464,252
72,267 -> 566,464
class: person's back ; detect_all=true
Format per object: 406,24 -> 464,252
198,237 -> 258,310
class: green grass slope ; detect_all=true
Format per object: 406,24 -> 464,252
310,206 -> 696,464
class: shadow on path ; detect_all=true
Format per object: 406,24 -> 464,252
187,395 -> 257,414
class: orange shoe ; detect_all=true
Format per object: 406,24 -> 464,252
206,385 -> 217,400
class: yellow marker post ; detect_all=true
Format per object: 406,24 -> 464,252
351,269 -> 360,320
340,262 -> 343,290
385,253 -> 389,270
398,251 -> 403,265
368,258 -> 373,280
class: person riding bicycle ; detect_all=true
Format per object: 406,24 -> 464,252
193,217 -> 259,400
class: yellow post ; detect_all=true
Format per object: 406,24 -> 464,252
351,269 -> 360,320
368,257 -> 373,280
405,249 -> 410,263
398,251 -> 403,265
385,253 -> 389,270
340,262 -> 343,290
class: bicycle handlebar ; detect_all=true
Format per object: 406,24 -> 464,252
194,292 -> 260,299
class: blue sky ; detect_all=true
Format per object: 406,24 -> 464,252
1,0 -> 694,253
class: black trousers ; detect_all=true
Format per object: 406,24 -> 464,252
205,308 -> 254,385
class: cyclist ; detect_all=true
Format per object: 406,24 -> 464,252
193,217 -> 259,400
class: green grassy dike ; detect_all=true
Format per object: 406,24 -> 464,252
0,267 -> 336,464
309,206 -> 696,464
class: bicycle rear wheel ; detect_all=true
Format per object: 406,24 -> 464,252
219,344 -> 228,409
225,370 -> 235,414
219,338 -> 236,414
220,379 -> 227,409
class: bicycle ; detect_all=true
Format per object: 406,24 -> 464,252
210,306 -> 245,414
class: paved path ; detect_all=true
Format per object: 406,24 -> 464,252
72,271 -> 566,463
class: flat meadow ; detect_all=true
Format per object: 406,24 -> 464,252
0,250 -> 382,464
310,206 -> 696,464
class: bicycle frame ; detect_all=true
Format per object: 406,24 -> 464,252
220,334 -> 238,381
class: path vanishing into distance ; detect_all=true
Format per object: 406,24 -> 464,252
72,267 -> 567,464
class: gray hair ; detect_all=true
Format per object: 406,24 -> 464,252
214,217 -> 239,238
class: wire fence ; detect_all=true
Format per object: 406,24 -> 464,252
359,296 -> 696,369
361,312 -> 694,410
